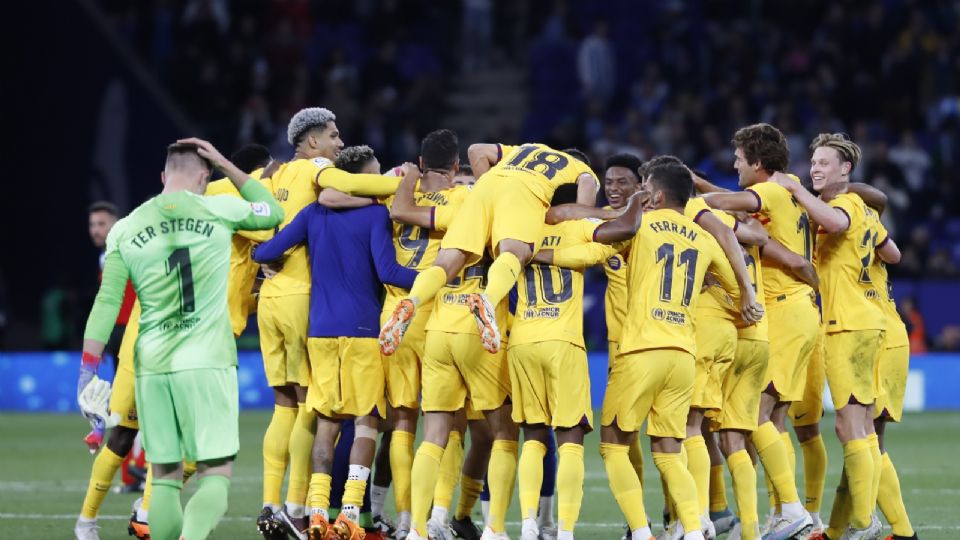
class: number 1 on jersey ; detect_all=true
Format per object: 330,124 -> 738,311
166,248 -> 195,314
656,243 -> 699,306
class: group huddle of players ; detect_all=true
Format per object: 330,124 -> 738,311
73,106 -> 918,540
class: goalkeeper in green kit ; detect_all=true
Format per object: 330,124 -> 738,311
77,138 -> 284,540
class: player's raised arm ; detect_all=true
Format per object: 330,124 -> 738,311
534,241 -> 621,270
770,172 -> 850,234
545,203 -> 621,225
251,206 -> 309,262
467,143 -> 501,177
762,237 -> 819,290
876,235 -> 901,264
317,166 -> 401,197
733,214 -> 769,246
702,190 -> 762,213
692,172 -> 730,194
318,188 -> 376,209
592,190 -> 645,244
370,206 -> 419,288
389,163 -> 434,228
576,172 -> 600,205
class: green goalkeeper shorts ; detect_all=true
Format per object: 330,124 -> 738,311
135,367 -> 239,464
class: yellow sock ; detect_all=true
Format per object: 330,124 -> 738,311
751,422 -> 800,505
390,430 -> 416,513
286,404 -> 316,507
763,469 -> 779,513
653,452 -> 701,534
781,432 -> 796,478
709,465 -> 728,513
142,464 -> 153,512
683,435 -> 710,515
600,443 -> 648,531
183,461 -> 197,484
307,473 -> 332,513
519,440 -> 547,520
455,476 -> 484,520
434,432 -> 464,510
411,442 -> 445,536
263,405 -> 297,507
488,440 -> 519,532
727,450 -> 758,539
878,453 -> 914,537
628,438 -> 644,481
483,252 -> 522,306
408,266 -> 448,306
80,447 -> 125,519
827,467 -> 851,538
867,433 -> 882,506
799,435 -> 827,513
843,439 -> 874,529
557,443 -> 585,532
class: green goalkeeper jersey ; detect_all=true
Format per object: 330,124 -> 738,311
84,181 -> 283,374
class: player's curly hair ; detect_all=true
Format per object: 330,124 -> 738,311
287,107 -> 336,146
335,145 -> 377,173
810,132 -> 862,173
732,123 -> 789,173
604,153 -> 643,182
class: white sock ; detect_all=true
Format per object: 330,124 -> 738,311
522,518 -> 538,536
557,530 -> 574,540
309,507 -> 329,521
538,495 -> 555,527
348,464 -> 371,482
631,527 -> 652,540
481,500 -> 490,526
431,506 -> 449,524
286,502 -> 306,519
77,516 -> 96,525
683,531 -> 705,540
781,501 -> 804,518
398,511 -> 412,531
136,507 -> 149,522
342,505 -> 361,522
372,484 -> 389,517
810,511 -> 821,526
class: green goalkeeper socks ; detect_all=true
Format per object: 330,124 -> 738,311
182,475 -> 231,539
150,479 -> 183,540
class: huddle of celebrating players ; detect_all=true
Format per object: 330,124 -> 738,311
74,107 -> 917,540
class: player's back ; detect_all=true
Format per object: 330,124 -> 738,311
817,193 -> 886,333
746,176 -> 814,302
110,191 -> 249,373
259,158 -> 330,297
512,220 -> 604,348
489,143 -> 595,203
620,208 -> 734,356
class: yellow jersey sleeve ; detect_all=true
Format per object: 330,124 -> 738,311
317,161 -> 401,197
816,193 -> 885,333
746,178 -> 814,302
870,223 -> 907,347
684,197 -> 737,229
431,185 -> 471,231
510,221 -> 590,348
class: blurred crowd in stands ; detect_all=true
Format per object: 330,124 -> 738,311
62,0 -> 959,352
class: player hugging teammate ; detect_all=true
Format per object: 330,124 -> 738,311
76,110 -> 916,540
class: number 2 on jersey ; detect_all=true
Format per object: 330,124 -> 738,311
166,248 -> 195,314
656,243 -> 699,306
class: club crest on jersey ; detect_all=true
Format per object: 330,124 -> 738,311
250,202 -> 272,216
607,256 -> 621,270
311,157 -> 333,169
864,289 -> 880,300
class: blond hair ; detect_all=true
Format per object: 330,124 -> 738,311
810,133 -> 862,173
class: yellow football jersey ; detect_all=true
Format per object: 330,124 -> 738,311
684,197 -> 739,322
869,221 -> 908,348
816,193 -> 886,333
382,185 -> 471,306
603,250 -> 628,344
426,259 -> 509,336
511,220 -> 612,348
204,169 -> 265,335
747,177 -> 815,302
619,208 -> 740,357
491,143 -> 598,203
736,241 -> 769,341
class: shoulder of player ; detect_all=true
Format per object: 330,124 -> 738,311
204,177 -> 237,196
276,157 -> 334,178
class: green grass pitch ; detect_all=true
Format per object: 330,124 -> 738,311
2,412 -> 958,539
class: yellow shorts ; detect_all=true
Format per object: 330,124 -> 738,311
421,331 -> 510,413
380,303 -> 432,409
790,330 -> 826,426
601,349 -> 695,438
824,330 -> 884,410
465,400 -> 485,421
305,337 -> 385,418
714,339 -> 768,432
110,305 -> 140,429
692,317 -> 737,412
875,345 -> 909,422
258,295 -> 311,387
765,296 -> 820,401
440,175 -> 547,265
508,341 -> 593,430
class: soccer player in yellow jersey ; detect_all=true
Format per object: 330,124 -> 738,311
589,159 -> 762,540
380,143 -> 599,356
702,123 -> 818,536
767,133 -> 899,540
